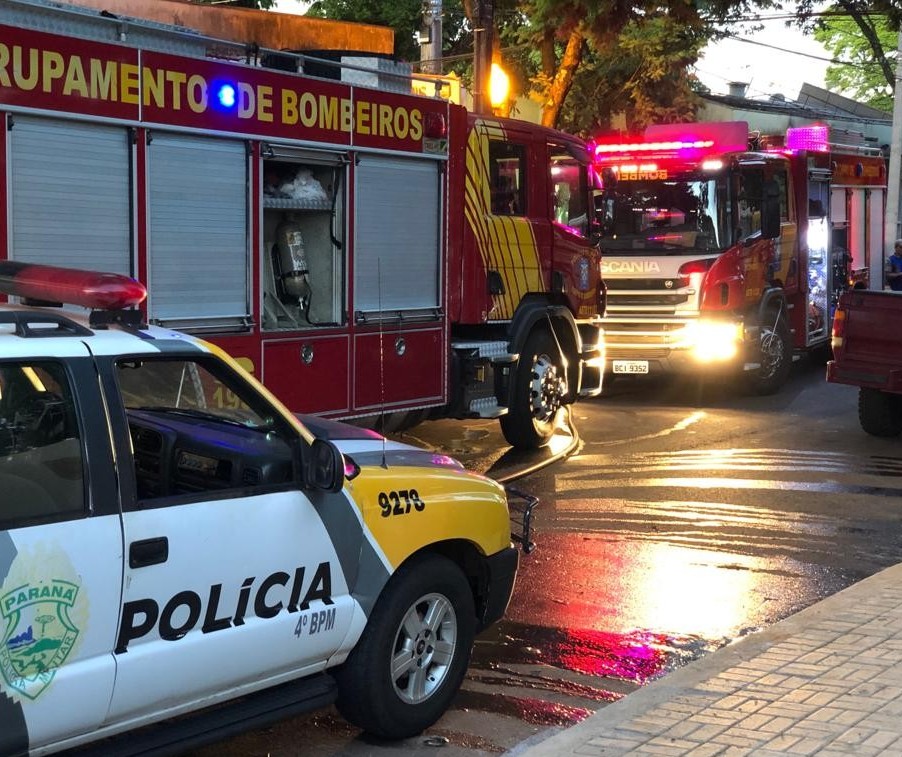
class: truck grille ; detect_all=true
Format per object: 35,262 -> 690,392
606,347 -> 672,360
602,276 -> 701,356
604,318 -> 687,360
604,277 -> 693,312
608,293 -> 689,307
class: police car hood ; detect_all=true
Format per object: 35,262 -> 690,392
297,414 -> 466,471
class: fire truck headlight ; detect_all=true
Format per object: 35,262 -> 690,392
684,320 -> 741,362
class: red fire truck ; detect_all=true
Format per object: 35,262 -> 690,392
0,1 -> 604,449
592,120 -> 886,394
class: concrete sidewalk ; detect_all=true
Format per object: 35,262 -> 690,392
518,563 -> 902,757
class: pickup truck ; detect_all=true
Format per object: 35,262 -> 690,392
0,262 -> 535,757
827,288 -> 902,436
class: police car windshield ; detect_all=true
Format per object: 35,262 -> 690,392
116,358 -> 277,431
595,173 -> 729,254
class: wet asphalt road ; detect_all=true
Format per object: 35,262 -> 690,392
187,356 -> 902,757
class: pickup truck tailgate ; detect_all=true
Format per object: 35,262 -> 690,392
828,290 -> 902,392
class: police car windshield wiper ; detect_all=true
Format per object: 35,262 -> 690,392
136,406 -> 264,430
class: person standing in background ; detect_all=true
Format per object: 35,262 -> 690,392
887,240 -> 902,291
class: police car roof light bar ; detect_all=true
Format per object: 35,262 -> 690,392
0,261 -> 147,310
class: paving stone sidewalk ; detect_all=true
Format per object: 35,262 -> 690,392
517,563 -> 902,757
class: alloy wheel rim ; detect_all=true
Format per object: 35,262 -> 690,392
390,592 -> 458,705
531,354 -> 565,422
759,328 -> 784,380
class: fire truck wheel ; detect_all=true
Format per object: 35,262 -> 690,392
748,310 -> 792,395
501,328 -> 566,449
334,554 -> 476,739
858,388 -> 902,437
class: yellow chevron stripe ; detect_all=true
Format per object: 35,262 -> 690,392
464,119 -> 542,321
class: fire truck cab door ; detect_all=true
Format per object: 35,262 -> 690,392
478,122 -> 541,320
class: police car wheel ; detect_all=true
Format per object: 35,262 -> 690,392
335,554 -> 475,739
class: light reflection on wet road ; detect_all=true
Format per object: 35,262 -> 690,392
189,368 -> 902,757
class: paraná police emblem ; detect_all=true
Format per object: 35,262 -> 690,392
1,579 -> 81,700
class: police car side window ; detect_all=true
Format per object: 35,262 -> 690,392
116,357 -> 295,502
0,361 -> 85,528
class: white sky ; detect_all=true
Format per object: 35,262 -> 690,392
695,15 -> 831,99
273,0 -> 832,102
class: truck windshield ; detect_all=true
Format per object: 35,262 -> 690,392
595,173 -> 729,254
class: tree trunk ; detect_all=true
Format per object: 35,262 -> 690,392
541,29 -> 584,129
541,30 -> 555,78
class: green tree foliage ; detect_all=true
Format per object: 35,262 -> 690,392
814,11 -> 895,111
306,0 -> 470,62
796,0 -> 900,96
533,15 -> 707,134
303,0 -> 774,132
507,0 -> 762,131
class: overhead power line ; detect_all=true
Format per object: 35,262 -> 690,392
711,9 -> 890,23
722,33 -> 877,71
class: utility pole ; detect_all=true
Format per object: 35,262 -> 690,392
472,0 -> 493,114
419,0 -> 442,75
882,29 -> 902,290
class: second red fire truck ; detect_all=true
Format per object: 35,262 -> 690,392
592,120 -> 886,393
0,0 -> 605,449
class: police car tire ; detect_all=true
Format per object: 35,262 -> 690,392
334,553 -> 476,739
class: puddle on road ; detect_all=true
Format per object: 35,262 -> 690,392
441,621 -> 726,729
477,619 -> 720,678
452,689 -> 594,727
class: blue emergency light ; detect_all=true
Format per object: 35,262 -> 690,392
215,82 -> 237,110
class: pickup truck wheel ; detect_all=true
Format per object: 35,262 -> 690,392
500,328 -> 566,449
335,554 -> 475,739
748,311 -> 792,395
858,388 -> 902,437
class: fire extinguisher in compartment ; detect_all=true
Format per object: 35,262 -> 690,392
275,214 -> 311,305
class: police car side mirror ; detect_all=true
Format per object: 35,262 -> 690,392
305,438 -> 345,493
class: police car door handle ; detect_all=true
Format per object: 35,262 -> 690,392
129,537 -> 169,568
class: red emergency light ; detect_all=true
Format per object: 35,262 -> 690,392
785,124 -> 829,153
595,139 -> 714,155
0,262 -> 147,310
594,121 -> 749,162
424,112 -> 447,139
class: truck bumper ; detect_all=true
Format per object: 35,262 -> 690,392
605,318 -> 751,378
827,360 -> 902,393
577,323 -> 605,397
478,547 -> 519,631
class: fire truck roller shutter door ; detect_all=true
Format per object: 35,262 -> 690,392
9,116 -> 131,279
353,155 -> 441,315
147,133 -> 248,329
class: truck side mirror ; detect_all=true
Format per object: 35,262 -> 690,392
589,218 -> 604,246
305,438 -> 345,492
761,179 -> 781,239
